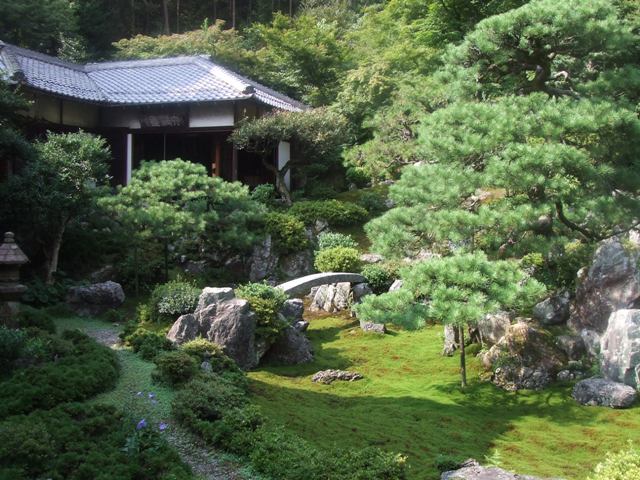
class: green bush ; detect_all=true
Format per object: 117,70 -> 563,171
314,247 -> 362,273
181,339 -> 242,375
21,278 -> 70,307
172,376 -> 248,428
16,306 -> 56,333
345,167 -> 370,189
251,183 -> 276,205
0,402 -> 192,480
152,350 -> 198,386
0,331 -> 119,419
149,279 -> 200,323
361,263 -> 398,294
124,328 -> 174,360
210,405 -> 264,454
316,231 -> 358,251
356,191 -> 388,217
290,200 -> 368,227
236,282 -> 288,343
588,442 -> 640,480
0,327 -> 26,372
265,212 -> 309,254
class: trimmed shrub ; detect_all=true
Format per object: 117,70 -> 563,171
152,350 -> 198,386
0,402 -> 192,480
290,200 -> 368,227
236,282 -> 288,343
123,328 -> 173,360
356,191 -> 388,217
0,331 -> 119,419
20,278 -> 70,307
251,183 -> 276,205
265,212 -> 309,254
181,339 -> 242,375
0,327 -> 26,372
16,306 -> 56,334
588,442 -> 640,480
316,231 -> 358,251
149,279 -> 200,323
361,263 -> 398,294
314,247 -> 362,273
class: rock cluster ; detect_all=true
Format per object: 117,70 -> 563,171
167,287 -> 313,370
572,377 -> 637,408
66,281 -> 125,316
441,459 -> 560,480
311,369 -> 363,384
310,282 -> 352,313
600,309 -> 640,388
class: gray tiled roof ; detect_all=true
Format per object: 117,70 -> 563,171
0,41 -> 305,111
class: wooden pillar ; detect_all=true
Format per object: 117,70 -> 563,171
232,148 -> 238,181
212,140 -> 221,176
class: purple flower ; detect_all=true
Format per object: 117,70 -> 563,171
136,418 -> 147,430
148,392 -> 156,399
159,422 -> 168,431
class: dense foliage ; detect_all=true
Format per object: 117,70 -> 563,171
264,211 -> 309,254
236,282 -> 288,343
148,279 -> 200,323
314,247 -> 362,273
588,443 -> 640,480
290,200 -> 368,227
316,231 -> 358,251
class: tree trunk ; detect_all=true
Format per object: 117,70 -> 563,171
176,0 -> 180,33
261,156 -> 292,206
459,324 -> 467,388
162,0 -> 170,34
231,0 -> 236,28
213,0 -> 217,21
289,0 -> 293,16
45,216 -> 68,285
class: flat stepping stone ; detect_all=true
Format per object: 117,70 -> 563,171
312,369 -> 363,384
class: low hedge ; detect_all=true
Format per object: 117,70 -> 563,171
316,231 -> 358,251
0,402 -> 192,480
314,247 -> 362,273
236,282 -> 288,344
290,200 -> 368,227
148,279 -> 200,323
0,330 -> 119,419
264,211 -> 309,254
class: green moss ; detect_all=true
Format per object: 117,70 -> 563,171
250,316 -> 640,480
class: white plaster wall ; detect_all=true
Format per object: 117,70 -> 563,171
189,103 -> 235,128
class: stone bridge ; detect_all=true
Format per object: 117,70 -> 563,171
277,272 -> 366,297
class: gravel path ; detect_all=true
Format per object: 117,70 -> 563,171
85,324 -> 249,480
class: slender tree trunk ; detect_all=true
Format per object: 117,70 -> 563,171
289,0 -> 293,16
162,0 -> 170,34
130,0 -> 135,34
45,215 -> 69,285
213,0 -> 217,21
459,324 -> 467,388
176,0 -> 180,33
261,157 -> 292,206
231,0 -> 236,28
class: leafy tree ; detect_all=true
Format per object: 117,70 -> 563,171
100,159 -> 264,288
0,132 -> 111,283
229,108 -> 350,205
354,252 -> 545,387
366,0 -> 640,263
0,82 -> 35,181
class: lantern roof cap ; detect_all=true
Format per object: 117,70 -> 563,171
0,232 -> 29,265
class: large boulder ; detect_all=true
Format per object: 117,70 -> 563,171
201,298 -> 257,370
533,291 -> 570,326
66,281 -> 125,316
477,312 -> 511,346
481,322 -> 567,391
600,309 -> 640,387
310,282 -> 352,313
262,326 -> 313,365
441,461 -> 558,480
352,283 -> 373,303
280,298 -> 304,323
166,313 -> 199,344
569,237 -> 640,333
572,377 -> 637,408
196,287 -> 235,311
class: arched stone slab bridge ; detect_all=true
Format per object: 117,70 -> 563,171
277,272 -> 366,297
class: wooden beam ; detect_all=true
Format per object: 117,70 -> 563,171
213,139 -> 221,176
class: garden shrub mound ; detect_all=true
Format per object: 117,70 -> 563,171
265,211 -> 309,254
290,200 -> 368,227
315,247 -> 362,273
0,402 -> 192,480
148,279 -> 200,323
0,330 -> 119,419
237,282 -> 289,344
172,367 -> 407,479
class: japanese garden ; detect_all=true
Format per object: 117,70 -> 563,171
1,1 -> 640,479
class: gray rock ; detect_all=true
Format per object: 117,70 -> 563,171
572,377 -> 637,408
481,322 -> 567,391
600,309 -> 640,387
279,250 -> 314,280
555,335 -> 586,361
556,369 -> 586,382
280,298 -> 304,323
308,286 -> 320,299
442,324 -> 459,356
202,298 -> 257,370
263,326 -> 313,365
89,265 -> 116,283
352,283 -> 373,303
569,236 -> 640,333
533,291 -> 570,326
249,235 -> 279,281
166,313 -> 200,344
312,369 -> 363,384
66,281 -> 125,316
360,253 -> 384,264
196,287 -> 235,311
441,463 -> 558,480
277,272 -> 366,297
477,312 -> 511,346
389,279 -> 403,292
580,329 -> 601,357
294,321 -> 309,332
310,282 -> 352,313
360,321 -> 386,334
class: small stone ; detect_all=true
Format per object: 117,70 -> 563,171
360,321 -> 386,334
360,253 -> 383,264
280,298 -> 304,323
388,279 -> 403,292
311,369 -> 363,384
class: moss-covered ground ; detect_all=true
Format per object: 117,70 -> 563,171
249,313 -> 640,480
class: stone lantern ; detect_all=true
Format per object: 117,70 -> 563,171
0,232 -> 29,323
